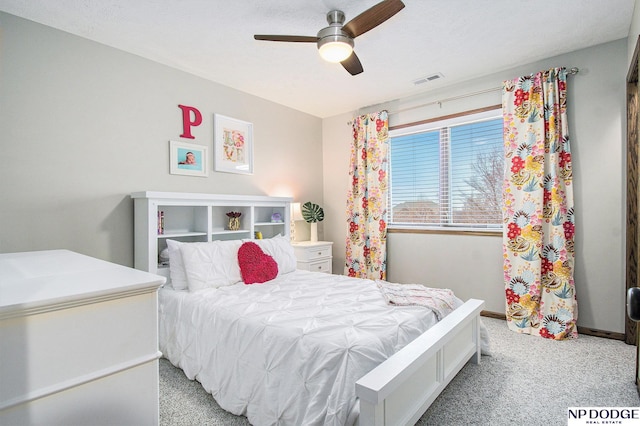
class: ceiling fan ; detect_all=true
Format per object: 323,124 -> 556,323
254,0 -> 405,76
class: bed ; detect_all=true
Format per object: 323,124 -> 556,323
157,235 -> 488,426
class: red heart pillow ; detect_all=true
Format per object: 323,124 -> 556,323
238,241 -> 279,284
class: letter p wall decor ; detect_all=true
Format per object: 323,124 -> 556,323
178,104 -> 202,139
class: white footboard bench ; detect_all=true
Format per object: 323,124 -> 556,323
356,298 -> 485,426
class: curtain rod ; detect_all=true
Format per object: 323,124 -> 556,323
348,67 -> 579,125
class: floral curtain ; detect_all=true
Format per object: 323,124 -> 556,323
502,67 -> 578,340
345,111 -> 389,280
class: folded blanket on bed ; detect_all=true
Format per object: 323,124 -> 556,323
376,280 -> 457,320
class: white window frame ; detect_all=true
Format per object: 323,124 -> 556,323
388,107 -> 503,233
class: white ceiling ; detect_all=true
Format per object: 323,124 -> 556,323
0,0 -> 635,118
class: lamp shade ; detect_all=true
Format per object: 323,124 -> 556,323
291,203 -> 304,221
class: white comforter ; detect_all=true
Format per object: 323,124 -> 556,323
159,270 -> 450,426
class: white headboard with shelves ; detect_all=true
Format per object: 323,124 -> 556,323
131,191 -> 292,280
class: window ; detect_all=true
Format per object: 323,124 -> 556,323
388,108 -> 503,231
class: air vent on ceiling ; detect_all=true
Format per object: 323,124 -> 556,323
413,72 -> 444,85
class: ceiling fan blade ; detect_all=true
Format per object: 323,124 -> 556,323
342,0 -> 405,38
341,52 -> 364,76
254,35 -> 318,43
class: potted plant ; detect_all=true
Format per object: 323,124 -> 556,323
301,201 -> 324,242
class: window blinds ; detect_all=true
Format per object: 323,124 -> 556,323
389,116 -> 503,228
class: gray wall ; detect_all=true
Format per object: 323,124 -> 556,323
629,0 -> 640,66
0,13 -> 323,266
323,39 -> 628,334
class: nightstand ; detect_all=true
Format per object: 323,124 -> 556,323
292,241 -> 333,274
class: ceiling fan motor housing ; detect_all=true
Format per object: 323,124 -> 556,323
317,10 -> 354,62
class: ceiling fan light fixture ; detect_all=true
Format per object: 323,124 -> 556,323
318,38 -> 353,63
255,2 -> 406,75
317,19 -> 354,63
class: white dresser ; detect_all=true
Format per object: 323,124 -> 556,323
292,241 -> 333,274
0,250 -> 165,425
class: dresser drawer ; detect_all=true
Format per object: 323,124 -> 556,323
306,259 -> 332,274
296,245 -> 332,261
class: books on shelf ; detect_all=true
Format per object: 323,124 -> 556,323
157,211 -> 164,235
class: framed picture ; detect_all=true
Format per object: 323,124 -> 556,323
214,114 -> 253,175
169,140 -> 208,177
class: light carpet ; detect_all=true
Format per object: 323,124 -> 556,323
159,317 -> 640,426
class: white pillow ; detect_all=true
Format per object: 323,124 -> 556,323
250,234 -> 297,275
180,240 -> 242,292
166,239 -> 188,291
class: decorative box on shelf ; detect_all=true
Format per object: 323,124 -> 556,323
292,241 -> 333,274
